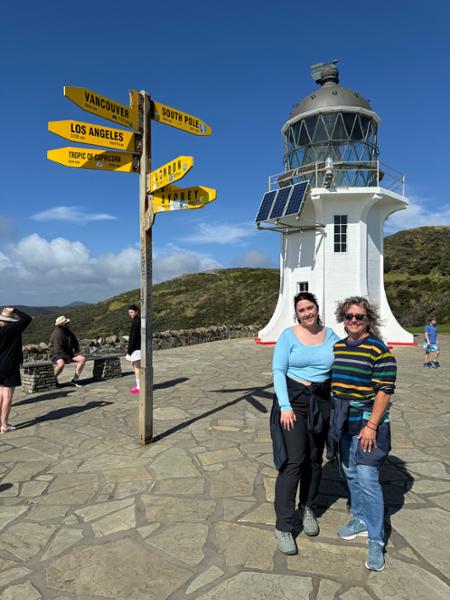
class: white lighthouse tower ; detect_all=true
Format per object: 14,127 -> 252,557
255,61 -> 414,345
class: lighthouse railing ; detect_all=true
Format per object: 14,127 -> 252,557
272,160 -> 405,195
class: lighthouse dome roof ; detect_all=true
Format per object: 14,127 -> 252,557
290,82 -> 372,119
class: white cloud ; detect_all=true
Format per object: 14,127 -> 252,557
182,222 -> 255,245
385,195 -> 450,234
233,250 -> 275,268
153,244 -> 222,282
31,206 -> 116,224
0,234 -> 221,305
0,251 -> 12,270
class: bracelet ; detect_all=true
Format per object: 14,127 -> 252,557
366,422 -> 377,431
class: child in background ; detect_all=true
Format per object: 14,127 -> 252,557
423,315 -> 440,368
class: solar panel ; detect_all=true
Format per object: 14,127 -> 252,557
268,187 -> 292,219
255,190 -> 277,222
284,182 -> 309,217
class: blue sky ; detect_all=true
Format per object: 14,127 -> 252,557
1,0 -> 449,305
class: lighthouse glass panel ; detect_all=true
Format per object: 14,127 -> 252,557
284,111 -> 379,187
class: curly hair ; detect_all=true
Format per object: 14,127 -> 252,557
335,296 -> 382,340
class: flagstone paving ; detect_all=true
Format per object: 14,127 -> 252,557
0,337 -> 449,599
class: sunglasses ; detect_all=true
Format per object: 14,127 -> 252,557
344,313 -> 366,322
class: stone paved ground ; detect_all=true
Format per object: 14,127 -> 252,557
0,336 -> 449,599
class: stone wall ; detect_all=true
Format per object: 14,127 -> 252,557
22,324 -> 259,362
22,362 -> 57,393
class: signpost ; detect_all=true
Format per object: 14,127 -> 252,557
48,86 -> 213,444
48,120 -> 139,152
152,185 -> 216,212
64,86 -> 139,130
47,147 -> 139,172
152,100 -> 212,136
149,156 -> 194,192
138,92 -> 153,444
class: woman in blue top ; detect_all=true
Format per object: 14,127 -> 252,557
272,292 -> 339,555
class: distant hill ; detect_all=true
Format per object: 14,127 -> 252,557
384,226 -> 450,275
21,227 -> 450,344
16,301 -> 90,318
384,226 -> 450,326
65,301 -> 90,308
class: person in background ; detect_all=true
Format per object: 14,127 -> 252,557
0,307 -> 32,432
272,292 -> 340,555
330,296 -> 397,572
49,316 -> 86,387
126,304 -> 141,394
423,315 -> 440,368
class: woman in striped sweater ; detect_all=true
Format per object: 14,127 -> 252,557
330,297 -> 397,572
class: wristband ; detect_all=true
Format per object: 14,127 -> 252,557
366,422 -> 377,431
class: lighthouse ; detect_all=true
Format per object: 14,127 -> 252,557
255,61 -> 413,345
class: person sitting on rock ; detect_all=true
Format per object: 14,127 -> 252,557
49,316 -> 86,387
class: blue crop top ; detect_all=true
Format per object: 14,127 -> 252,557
273,326 -> 340,411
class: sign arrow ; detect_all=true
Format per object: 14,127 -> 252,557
48,120 -> 139,153
152,100 -> 212,136
47,147 -> 139,173
64,87 -> 139,130
152,185 -> 216,213
148,156 -> 194,192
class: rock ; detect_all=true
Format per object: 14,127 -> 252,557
0,582 -> 42,599
367,559 -> 450,599
214,522 -> 275,570
46,538 -> 191,599
196,572 -> 313,600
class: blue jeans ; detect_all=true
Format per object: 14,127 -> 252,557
340,433 -> 384,544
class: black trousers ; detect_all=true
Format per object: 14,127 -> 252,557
274,383 -> 329,532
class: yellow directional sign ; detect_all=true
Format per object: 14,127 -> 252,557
64,87 -> 139,130
48,120 -> 139,152
152,101 -> 212,136
47,147 -> 139,173
152,185 -> 216,213
148,156 -> 194,192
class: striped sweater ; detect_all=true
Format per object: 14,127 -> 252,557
331,336 -> 397,426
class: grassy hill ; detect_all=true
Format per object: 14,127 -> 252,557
22,226 -> 450,344
384,226 -> 450,327
23,268 -> 280,344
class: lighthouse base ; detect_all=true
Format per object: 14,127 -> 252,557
257,186 -> 414,346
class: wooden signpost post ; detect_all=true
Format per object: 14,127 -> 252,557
48,87 -> 214,444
